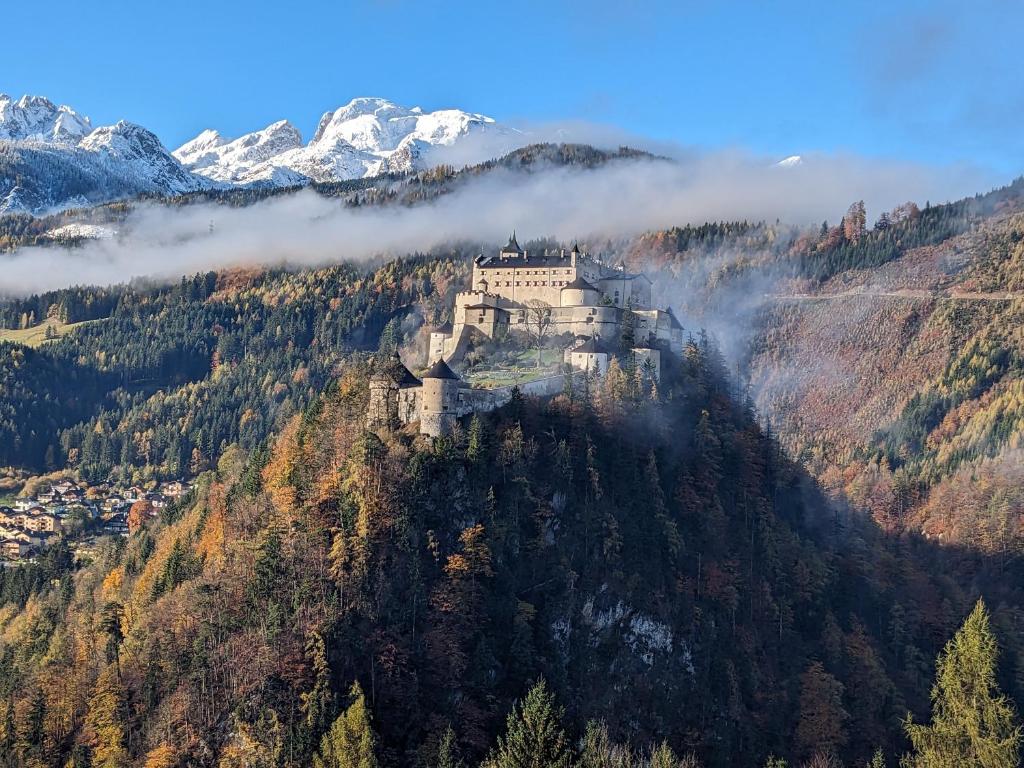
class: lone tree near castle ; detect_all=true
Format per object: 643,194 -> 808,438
902,599 -> 1021,768
525,299 -> 552,368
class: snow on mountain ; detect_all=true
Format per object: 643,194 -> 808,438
776,155 -> 804,168
176,97 -> 510,185
0,94 -> 92,144
172,120 -> 303,184
78,121 -> 209,195
0,94 -> 511,213
1,97 -> 211,214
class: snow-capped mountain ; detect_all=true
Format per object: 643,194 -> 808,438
0,94 -> 92,145
79,121 -> 208,195
0,94 -> 513,213
174,97 -> 510,185
172,120 -> 304,184
0,95 -> 211,214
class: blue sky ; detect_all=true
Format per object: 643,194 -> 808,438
4,0 -> 1021,176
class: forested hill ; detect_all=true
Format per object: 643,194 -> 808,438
0,255 -> 472,478
2,337 -> 1019,768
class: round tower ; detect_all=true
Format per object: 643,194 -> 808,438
419,358 -> 461,437
560,276 -> 600,307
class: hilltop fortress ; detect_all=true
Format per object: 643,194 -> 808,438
369,235 -> 684,437
429,234 -> 683,364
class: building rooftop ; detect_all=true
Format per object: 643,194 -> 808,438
423,358 -> 461,380
475,250 -> 576,269
377,352 -> 422,388
561,276 -> 599,291
572,336 -> 613,354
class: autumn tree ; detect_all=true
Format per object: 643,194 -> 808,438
425,523 -> 495,750
902,599 -> 1021,768
843,201 -> 867,243
127,499 -> 155,533
84,664 -> 129,768
794,661 -> 848,760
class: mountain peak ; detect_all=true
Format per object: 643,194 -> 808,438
0,93 -> 92,144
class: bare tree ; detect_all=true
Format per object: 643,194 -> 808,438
525,299 -> 552,368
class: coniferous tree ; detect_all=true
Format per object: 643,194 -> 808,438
435,725 -> 465,768
312,682 -> 379,768
902,599 -> 1021,768
490,679 -> 572,768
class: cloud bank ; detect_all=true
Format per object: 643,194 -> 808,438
0,149 -> 999,294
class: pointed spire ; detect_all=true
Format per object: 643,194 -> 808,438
503,230 -> 522,253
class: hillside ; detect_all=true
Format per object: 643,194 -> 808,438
744,194 -> 1024,552
1,337 -> 1018,768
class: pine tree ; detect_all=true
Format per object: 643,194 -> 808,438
902,599 -> 1021,768
578,720 -> 616,768
649,741 -> 682,767
435,725 -> 465,768
312,681 -> 379,768
490,679 -> 572,768
467,415 -> 485,463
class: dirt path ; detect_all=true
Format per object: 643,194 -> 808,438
769,288 -> 1024,302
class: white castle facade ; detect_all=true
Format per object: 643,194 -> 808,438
369,235 -> 684,437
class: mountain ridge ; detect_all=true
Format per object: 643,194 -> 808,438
0,94 -> 514,212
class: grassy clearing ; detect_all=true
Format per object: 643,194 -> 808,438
0,318 -> 104,348
463,348 -> 565,388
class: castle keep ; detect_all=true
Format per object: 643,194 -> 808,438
369,235 -> 684,437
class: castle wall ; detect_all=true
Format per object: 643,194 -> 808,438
397,387 -> 420,424
597,276 -> 652,309
569,350 -> 609,375
428,333 -> 447,364
367,378 -> 399,431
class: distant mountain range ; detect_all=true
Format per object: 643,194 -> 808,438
0,94 -> 514,213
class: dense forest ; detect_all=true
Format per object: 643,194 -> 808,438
1,336 -> 1021,767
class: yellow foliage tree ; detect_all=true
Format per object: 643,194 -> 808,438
84,665 -> 128,768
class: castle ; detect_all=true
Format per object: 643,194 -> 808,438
429,234 -> 683,364
368,235 -> 684,437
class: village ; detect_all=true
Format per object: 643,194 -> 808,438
0,477 -> 194,563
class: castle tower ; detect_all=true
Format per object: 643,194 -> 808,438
419,358 -> 461,437
560,275 -> 601,307
500,231 -> 523,258
367,352 -> 421,432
